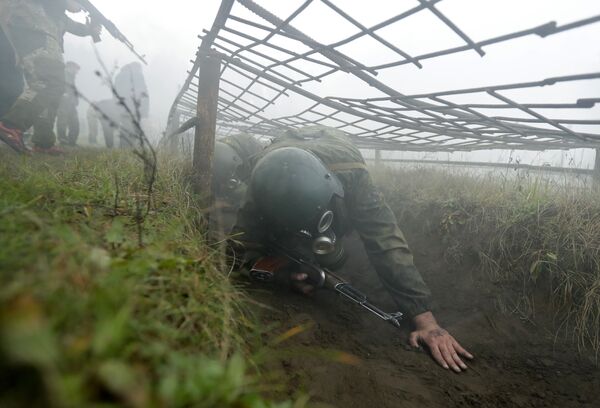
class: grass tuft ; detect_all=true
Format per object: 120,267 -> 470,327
373,165 -> 600,362
0,149 -> 294,407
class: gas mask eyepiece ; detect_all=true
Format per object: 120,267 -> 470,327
226,177 -> 241,191
317,210 -> 334,233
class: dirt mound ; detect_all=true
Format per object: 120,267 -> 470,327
249,223 -> 600,407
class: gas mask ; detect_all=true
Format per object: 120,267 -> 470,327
293,198 -> 348,270
250,147 -> 349,268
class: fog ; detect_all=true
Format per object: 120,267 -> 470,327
4,3 -> 600,403
63,0 -> 600,167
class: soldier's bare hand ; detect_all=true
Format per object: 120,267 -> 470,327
290,272 -> 315,295
409,311 -> 473,372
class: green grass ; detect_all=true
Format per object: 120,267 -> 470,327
373,165 -> 600,361
0,150 -> 295,407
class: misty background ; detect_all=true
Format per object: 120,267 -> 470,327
63,0 -> 600,168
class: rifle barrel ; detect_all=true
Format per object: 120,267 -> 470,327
77,0 -> 147,65
272,242 -> 404,328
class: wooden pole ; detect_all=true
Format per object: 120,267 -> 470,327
191,52 -> 221,203
166,110 -> 181,153
594,148 -> 600,187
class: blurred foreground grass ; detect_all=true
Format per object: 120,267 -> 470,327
373,165 -> 600,361
0,150 -> 295,408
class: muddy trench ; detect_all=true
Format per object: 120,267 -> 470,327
235,209 -> 600,408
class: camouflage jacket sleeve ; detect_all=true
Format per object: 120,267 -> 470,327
345,169 -> 432,318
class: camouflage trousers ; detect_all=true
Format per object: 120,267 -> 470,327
1,32 -> 64,148
56,100 -> 79,146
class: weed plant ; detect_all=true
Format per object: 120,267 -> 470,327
0,150 -> 295,407
372,164 -> 600,362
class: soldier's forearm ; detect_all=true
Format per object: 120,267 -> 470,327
375,261 -> 432,317
349,170 -> 433,318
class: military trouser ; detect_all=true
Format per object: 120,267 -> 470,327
100,118 -> 115,148
86,104 -> 98,144
56,101 -> 79,146
1,30 -> 64,148
118,113 -> 136,148
87,103 -> 120,148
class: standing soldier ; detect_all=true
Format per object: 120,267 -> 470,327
113,62 -> 149,148
0,0 -> 100,154
231,126 -> 474,373
56,60 -> 80,146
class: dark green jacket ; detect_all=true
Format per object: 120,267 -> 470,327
232,127 -> 432,318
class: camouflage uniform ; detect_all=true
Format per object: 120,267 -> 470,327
232,127 -> 432,317
0,0 -> 88,148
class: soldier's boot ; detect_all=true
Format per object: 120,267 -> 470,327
32,114 -> 58,152
0,121 -> 30,154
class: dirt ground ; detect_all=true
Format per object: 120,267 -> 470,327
242,216 -> 600,408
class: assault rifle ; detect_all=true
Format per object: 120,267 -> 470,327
250,242 -> 403,329
76,0 -> 147,65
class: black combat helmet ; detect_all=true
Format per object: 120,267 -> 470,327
213,141 -> 242,193
250,147 -> 344,232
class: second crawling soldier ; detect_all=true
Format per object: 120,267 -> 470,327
212,132 -> 264,205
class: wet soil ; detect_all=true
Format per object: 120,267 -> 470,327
244,218 -> 600,407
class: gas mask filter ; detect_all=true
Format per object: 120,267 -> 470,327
310,210 -> 347,269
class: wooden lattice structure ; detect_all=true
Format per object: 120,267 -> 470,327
163,0 -> 600,190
